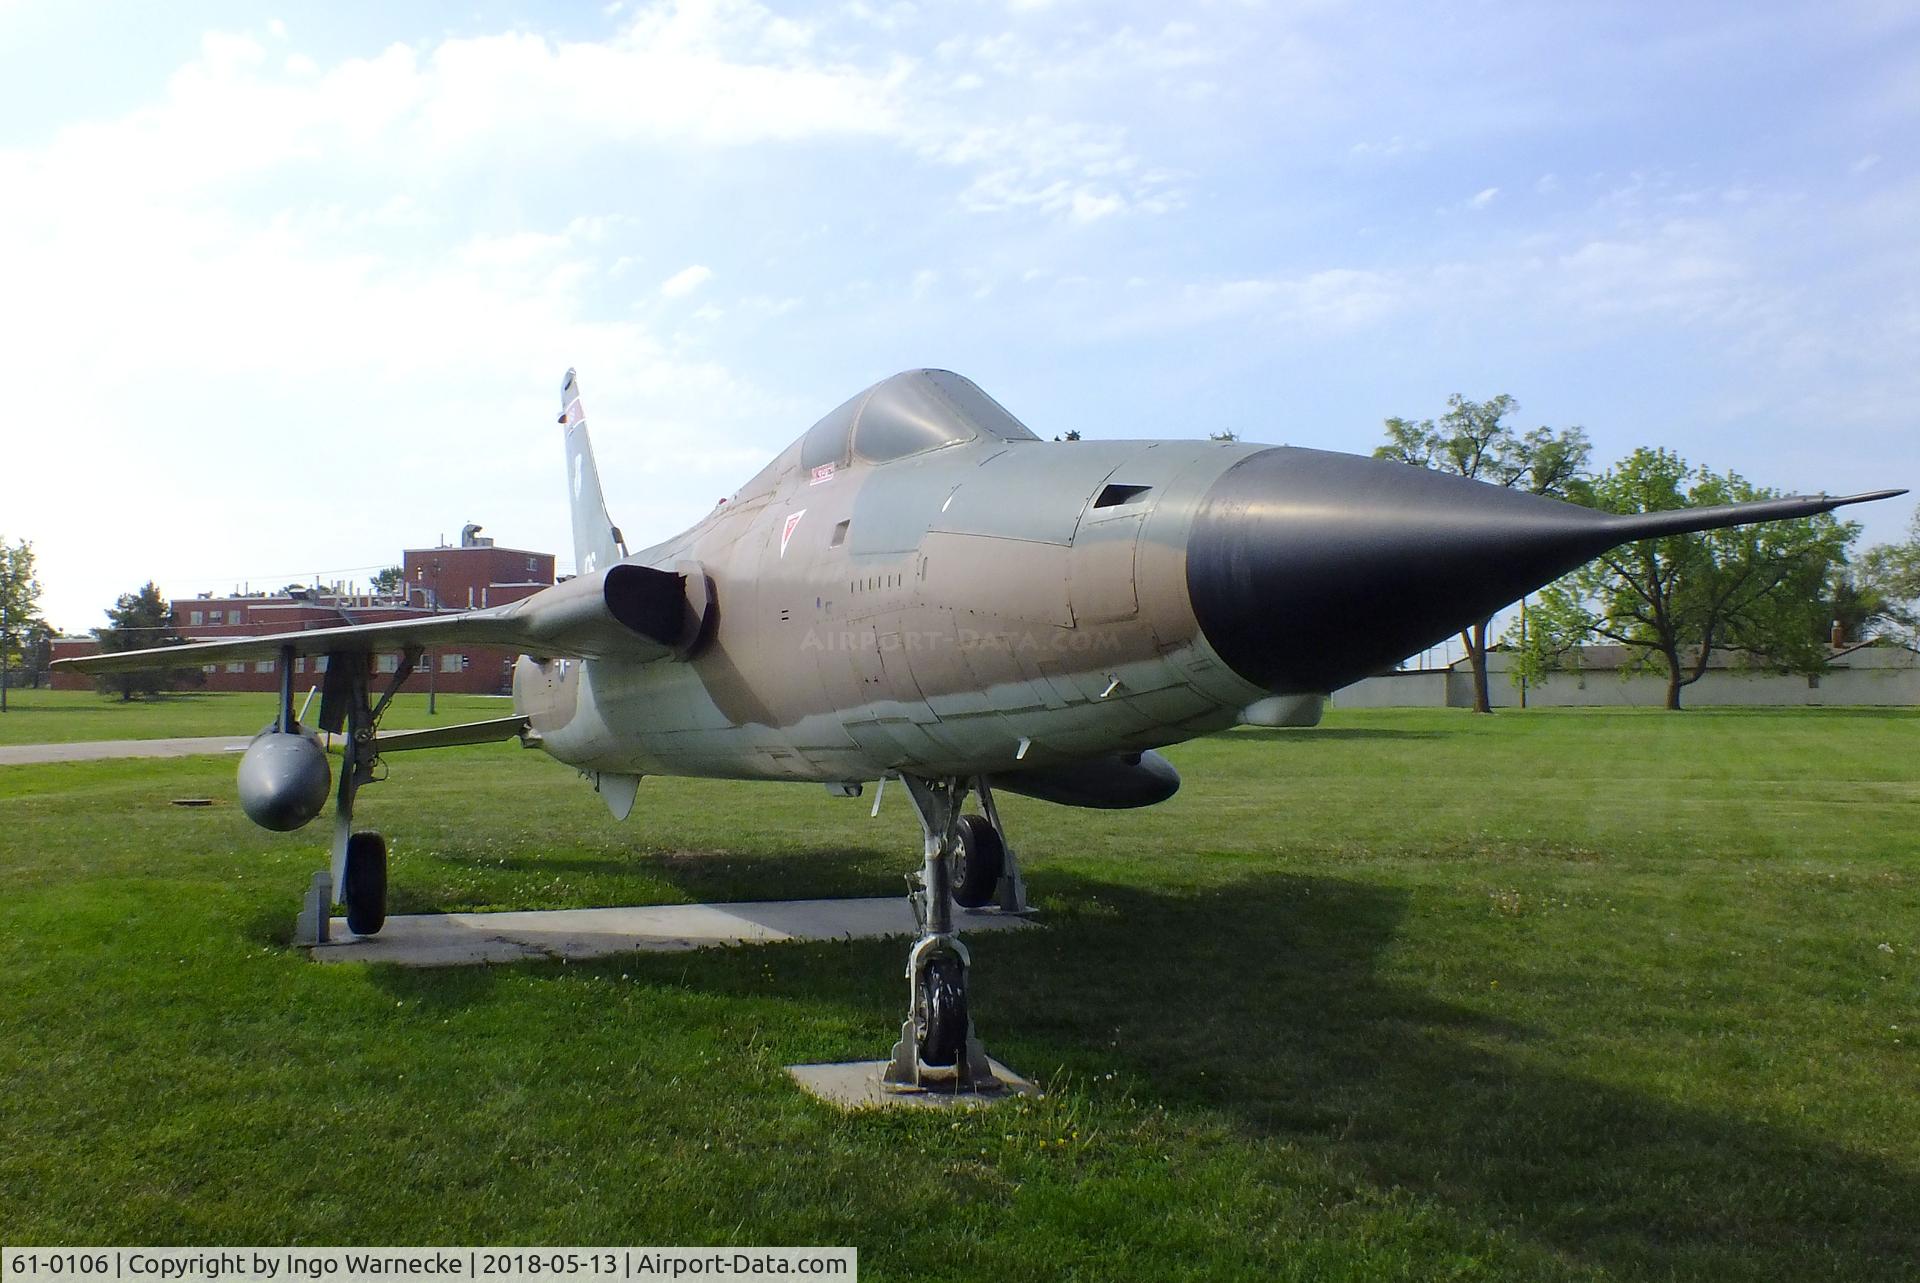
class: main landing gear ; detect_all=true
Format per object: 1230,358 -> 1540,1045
883,775 -> 1029,1092
297,650 -> 415,944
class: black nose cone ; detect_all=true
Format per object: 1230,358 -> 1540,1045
1185,447 -> 1615,694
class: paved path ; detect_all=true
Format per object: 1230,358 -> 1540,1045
311,897 -> 1037,966
0,735 -> 253,765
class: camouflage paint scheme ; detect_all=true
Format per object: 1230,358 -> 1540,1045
522,369 -> 1285,795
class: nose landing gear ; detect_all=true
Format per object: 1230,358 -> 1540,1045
882,775 -> 1019,1092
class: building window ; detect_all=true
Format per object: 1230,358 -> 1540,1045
378,654 -> 398,673
231,609 -> 245,625
257,660 -> 274,673
1808,674 -> 1821,690
203,664 -> 217,674
294,657 -> 305,674
190,611 -> 204,625
209,610 -> 223,624
314,656 -> 328,673
226,662 -> 245,673
527,557 -> 537,572
440,653 -> 464,673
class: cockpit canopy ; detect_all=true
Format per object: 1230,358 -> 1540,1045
801,369 -> 1041,471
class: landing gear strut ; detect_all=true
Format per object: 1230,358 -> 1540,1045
297,649 -> 415,943
884,776 -> 997,1091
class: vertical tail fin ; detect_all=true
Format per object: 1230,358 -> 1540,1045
559,368 -> 627,575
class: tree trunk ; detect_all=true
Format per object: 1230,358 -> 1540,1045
1663,649 -> 1683,710
1462,620 -> 1493,713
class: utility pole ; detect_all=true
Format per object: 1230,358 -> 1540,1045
427,557 -> 442,716
1518,596 -> 1529,711
0,547 -> 17,713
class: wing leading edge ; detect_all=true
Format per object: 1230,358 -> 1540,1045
55,562 -> 702,675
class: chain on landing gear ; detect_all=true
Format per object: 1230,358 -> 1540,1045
884,776 -> 995,1091
298,648 -> 416,943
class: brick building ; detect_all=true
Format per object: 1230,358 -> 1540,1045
51,524 -> 556,695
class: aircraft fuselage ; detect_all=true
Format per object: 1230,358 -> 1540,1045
514,432 -> 1276,785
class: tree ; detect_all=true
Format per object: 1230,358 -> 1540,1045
92,582 -> 204,701
1374,394 -> 1592,711
20,620 -> 55,690
371,566 -> 404,596
1853,509 -> 1920,645
0,536 -> 42,713
1510,448 -> 1857,709
1821,567 -> 1891,647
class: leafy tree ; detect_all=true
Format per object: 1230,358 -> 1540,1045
1375,394 -> 1592,711
0,536 -> 42,713
1821,568 -> 1891,647
20,620 -> 55,690
1509,448 -> 1857,709
92,582 -> 204,701
371,566 -> 404,596
1208,430 -> 1240,443
1853,509 -> 1920,645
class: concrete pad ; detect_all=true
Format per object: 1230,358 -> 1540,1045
0,735 -> 251,766
787,1059 -> 1041,1109
310,897 -> 1035,966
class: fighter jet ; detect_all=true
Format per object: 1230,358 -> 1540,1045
60,368 -> 1903,1089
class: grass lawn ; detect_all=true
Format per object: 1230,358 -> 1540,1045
1,706 -> 1916,1280
0,688 -> 514,744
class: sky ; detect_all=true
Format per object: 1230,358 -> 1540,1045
3,0 -> 1916,634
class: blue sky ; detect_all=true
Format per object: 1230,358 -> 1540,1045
4,0 -> 1916,632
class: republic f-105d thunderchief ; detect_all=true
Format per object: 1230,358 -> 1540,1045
62,369 -> 1903,1089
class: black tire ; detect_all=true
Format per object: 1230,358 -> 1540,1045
922,957 -> 969,1068
343,831 -> 388,937
952,814 -> 1005,909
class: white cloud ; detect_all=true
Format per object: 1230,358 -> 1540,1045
1095,267 -> 1408,337
1470,186 -> 1500,209
660,264 -> 715,297
1349,136 -> 1425,161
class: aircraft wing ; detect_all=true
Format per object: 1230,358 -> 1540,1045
373,715 -> 532,753
55,562 -> 704,675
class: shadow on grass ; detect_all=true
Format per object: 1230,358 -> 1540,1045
589,869 -> 1914,1279
418,845 -> 902,904
1031,873 -> 1917,1277
1229,727 -> 1443,742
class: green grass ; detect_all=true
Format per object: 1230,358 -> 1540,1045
2,707 -> 1917,1280
0,688 -> 513,744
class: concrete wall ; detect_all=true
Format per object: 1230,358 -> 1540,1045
1331,671 -> 1451,708
1499,666 -> 1920,708
1333,652 -> 1920,708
